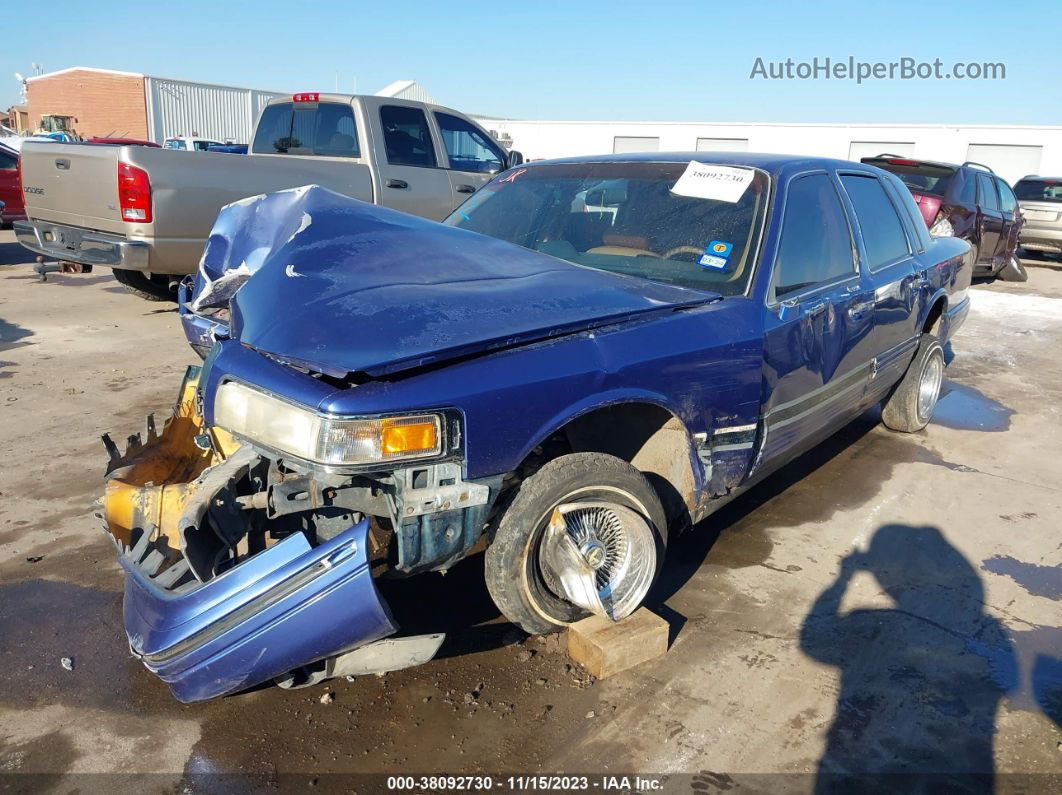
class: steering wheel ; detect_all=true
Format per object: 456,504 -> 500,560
585,246 -> 660,258
662,246 -> 708,261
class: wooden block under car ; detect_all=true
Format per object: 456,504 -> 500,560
566,608 -> 669,679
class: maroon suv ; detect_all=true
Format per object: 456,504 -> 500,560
862,155 -> 1027,281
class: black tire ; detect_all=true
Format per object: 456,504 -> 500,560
997,255 -> 1029,283
484,452 -> 668,635
112,268 -> 177,302
881,334 -> 945,433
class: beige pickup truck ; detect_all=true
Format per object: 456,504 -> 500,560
15,93 -> 521,299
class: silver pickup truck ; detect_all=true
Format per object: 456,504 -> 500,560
15,93 -> 521,299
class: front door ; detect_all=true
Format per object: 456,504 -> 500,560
374,103 -> 453,221
975,172 -> 1004,268
759,172 -> 874,468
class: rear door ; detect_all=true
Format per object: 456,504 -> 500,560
433,111 -> 506,209
370,102 -> 453,220
995,177 -> 1022,260
760,172 -> 873,467
975,172 -> 1004,267
838,172 -> 924,390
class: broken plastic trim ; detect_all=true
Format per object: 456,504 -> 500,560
275,633 -> 446,689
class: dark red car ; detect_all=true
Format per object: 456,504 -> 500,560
0,142 -> 25,225
862,155 -> 1027,281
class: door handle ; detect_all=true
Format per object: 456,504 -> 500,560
848,300 -> 874,319
386,179 -> 408,189
55,158 -> 70,170
805,302 -> 827,319
455,184 -> 476,194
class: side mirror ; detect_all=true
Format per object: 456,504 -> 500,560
505,150 -> 525,169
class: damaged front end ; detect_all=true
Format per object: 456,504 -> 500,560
101,367 -> 446,703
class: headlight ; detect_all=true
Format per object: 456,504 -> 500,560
929,216 -> 954,237
214,381 -> 442,466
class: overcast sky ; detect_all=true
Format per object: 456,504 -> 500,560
5,0 -> 1059,124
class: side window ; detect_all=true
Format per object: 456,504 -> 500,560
164,139 -> 183,150
193,141 -> 210,151
840,175 -> 910,269
774,174 -> 855,299
380,105 -> 437,167
957,173 -> 977,204
0,151 -> 16,170
977,173 -> 999,211
997,179 -> 1018,213
434,112 -> 504,174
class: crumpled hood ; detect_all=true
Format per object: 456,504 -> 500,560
193,185 -> 717,377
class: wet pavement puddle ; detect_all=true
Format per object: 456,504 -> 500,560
931,381 -> 1014,432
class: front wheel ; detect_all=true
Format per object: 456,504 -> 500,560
881,334 -> 945,433
484,453 -> 667,635
112,268 -> 178,302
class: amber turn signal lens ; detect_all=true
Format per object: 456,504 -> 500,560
381,417 -> 439,457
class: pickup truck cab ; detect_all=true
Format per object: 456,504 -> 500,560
101,153 -> 970,702
14,93 -> 519,299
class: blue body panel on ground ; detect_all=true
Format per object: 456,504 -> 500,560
121,518 -> 395,703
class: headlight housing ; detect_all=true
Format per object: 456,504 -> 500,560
214,381 -> 443,467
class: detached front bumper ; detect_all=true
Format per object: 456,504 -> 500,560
14,219 -> 150,270
120,514 -> 395,703
102,367 -> 398,703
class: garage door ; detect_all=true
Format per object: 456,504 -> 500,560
966,144 -> 1043,185
848,141 -> 915,162
613,136 -> 659,154
696,138 -> 749,152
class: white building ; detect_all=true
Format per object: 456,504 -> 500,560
479,118 -> 1062,184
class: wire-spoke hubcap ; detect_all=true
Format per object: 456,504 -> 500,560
918,352 -> 944,421
538,499 -> 656,621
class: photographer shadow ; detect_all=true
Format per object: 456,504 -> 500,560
800,524 -> 1018,793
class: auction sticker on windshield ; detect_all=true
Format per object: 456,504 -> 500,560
671,162 -> 754,203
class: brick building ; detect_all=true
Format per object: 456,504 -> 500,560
24,67 -> 282,143
26,67 -> 148,139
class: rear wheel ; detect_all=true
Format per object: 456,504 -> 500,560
112,268 -> 177,302
485,453 -> 667,635
881,334 -> 944,433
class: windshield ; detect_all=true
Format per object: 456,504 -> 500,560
443,162 -> 769,296
1014,179 -> 1062,203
